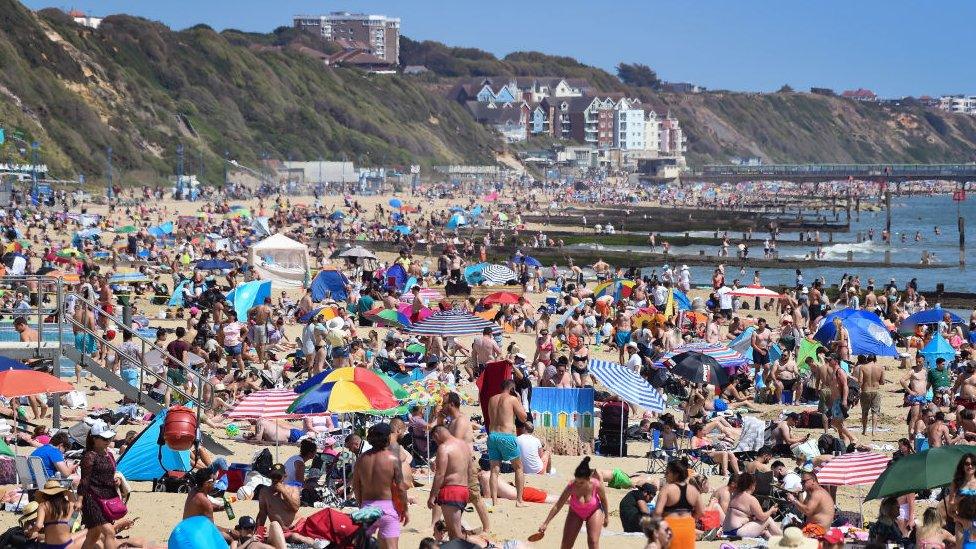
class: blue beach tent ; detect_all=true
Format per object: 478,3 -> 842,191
116,409 -> 191,481
310,268 -> 350,302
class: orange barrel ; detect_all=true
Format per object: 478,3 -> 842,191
163,406 -> 198,451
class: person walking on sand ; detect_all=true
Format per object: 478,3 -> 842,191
440,392 -> 490,534
487,380 -> 529,507
428,425 -> 472,541
536,457 -> 609,549
857,354 -> 884,435
826,354 -> 858,447
352,423 -> 409,549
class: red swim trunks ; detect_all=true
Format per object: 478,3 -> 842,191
436,485 -> 470,510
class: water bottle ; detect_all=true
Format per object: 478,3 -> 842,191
223,495 -> 235,520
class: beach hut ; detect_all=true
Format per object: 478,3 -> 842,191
248,233 -> 310,287
920,332 -> 956,369
310,268 -> 351,302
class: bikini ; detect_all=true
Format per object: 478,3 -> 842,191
42,520 -> 72,549
568,479 -> 602,520
661,483 -> 694,516
723,503 -> 755,537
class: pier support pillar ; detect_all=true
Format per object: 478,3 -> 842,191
960,216 -> 966,266
847,251 -> 853,262
884,250 -> 891,265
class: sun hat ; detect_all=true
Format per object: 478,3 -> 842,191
19,501 -> 39,526
326,317 -> 345,331
768,527 -> 818,548
36,479 -> 71,498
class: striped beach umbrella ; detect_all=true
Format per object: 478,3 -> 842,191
289,378 -> 398,414
588,359 -> 666,412
816,452 -> 891,486
398,288 -> 443,304
108,272 -> 151,284
482,264 -> 517,285
226,389 -> 298,419
655,342 -> 750,370
593,279 -> 636,301
363,307 -> 411,329
728,285 -> 784,299
404,308 -> 502,337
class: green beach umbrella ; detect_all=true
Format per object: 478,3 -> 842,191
406,343 -> 426,354
866,445 -> 976,500
796,338 -> 824,374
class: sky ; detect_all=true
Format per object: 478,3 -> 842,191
24,0 -> 976,98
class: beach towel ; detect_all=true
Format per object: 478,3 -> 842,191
477,360 -> 513,432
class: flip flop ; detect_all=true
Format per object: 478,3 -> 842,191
527,532 -> 544,542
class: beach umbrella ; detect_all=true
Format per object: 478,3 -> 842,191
396,302 -> 433,323
194,259 -> 234,271
289,369 -> 398,414
816,452 -> 891,486
75,228 -> 101,240
337,246 -> 377,260
0,356 -> 29,372
109,272 -> 150,284
56,248 -> 84,259
796,338 -> 825,374
632,309 -> 666,329
298,306 -> 340,324
656,342 -> 749,372
225,280 -> 272,320
114,225 -> 138,234
920,333 -> 956,369
814,308 -> 898,357
406,343 -> 426,354
36,269 -> 80,284
328,211 -> 346,221
0,370 -> 73,398
729,285 -> 783,299
665,351 -> 731,387
588,359 -> 667,412
403,379 -> 472,406
392,225 -> 411,235
398,288 -> 443,304
899,307 -> 966,336
404,308 -> 502,337
388,198 -> 403,208
483,291 -> 523,306
866,445 -> 976,500
513,255 -> 542,268
481,264 -> 517,285
226,389 -> 298,419
364,307 -> 411,329
593,279 -> 636,301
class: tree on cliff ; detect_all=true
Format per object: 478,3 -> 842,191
617,63 -> 662,90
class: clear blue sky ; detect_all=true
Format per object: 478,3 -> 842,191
25,0 -> 976,97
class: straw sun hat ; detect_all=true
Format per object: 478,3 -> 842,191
768,527 -> 818,548
35,479 -> 71,499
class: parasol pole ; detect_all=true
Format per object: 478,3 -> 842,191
619,398 -> 624,457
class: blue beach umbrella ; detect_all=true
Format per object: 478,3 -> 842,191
388,198 -> 402,208
814,308 -> 898,357
513,255 -> 542,268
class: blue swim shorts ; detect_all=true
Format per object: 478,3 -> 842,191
487,431 -> 520,462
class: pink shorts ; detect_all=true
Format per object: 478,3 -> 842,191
363,499 -> 401,539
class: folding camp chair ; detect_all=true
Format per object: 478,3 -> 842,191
13,455 -> 36,509
28,456 -> 73,490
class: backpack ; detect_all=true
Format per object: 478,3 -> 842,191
818,433 -> 846,456
847,378 -> 861,408
252,448 -> 274,478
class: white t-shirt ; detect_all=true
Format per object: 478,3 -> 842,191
718,286 -> 734,310
625,353 -> 643,374
517,434 -> 544,474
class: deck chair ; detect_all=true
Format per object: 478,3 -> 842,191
28,456 -> 72,490
13,455 -> 37,508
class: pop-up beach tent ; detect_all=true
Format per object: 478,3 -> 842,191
920,332 -> 956,369
117,409 -> 191,481
249,233 -> 310,287
310,268 -> 350,302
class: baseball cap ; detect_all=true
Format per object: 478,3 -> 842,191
237,516 -> 257,530
89,421 -> 116,440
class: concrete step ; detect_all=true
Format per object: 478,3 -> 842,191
61,347 -> 232,456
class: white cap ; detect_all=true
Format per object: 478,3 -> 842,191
782,473 -> 803,493
89,420 -> 117,440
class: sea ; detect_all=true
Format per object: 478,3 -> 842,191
572,194 -> 976,293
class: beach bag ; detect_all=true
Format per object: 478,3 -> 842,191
97,494 -> 128,521
818,433 -> 846,456
252,448 -> 274,478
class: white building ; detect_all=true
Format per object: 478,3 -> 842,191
939,95 -> 976,115
69,10 -> 102,29
643,109 -> 661,155
613,98 -> 646,150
